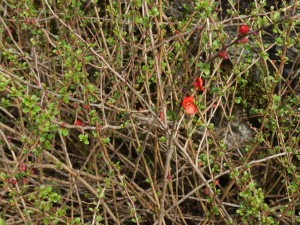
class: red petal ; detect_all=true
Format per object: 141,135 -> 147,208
182,96 -> 197,114
193,78 -> 204,92
185,103 -> 197,114
199,85 -> 204,92
214,179 -> 219,186
218,50 -> 229,59
75,119 -> 85,126
159,112 -> 164,120
183,96 -> 195,106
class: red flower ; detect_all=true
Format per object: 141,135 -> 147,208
204,188 -> 210,195
214,179 -> 219,186
159,112 -> 164,120
182,96 -> 197,114
74,119 -> 85,126
11,179 -> 17,186
239,24 -> 250,35
22,178 -> 29,185
218,50 -> 229,59
193,77 -> 204,92
238,37 -> 248,44
19,163 -> 26,172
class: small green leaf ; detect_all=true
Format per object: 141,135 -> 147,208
40,136 -> 46,142
23,107 -> 30,113
273,12 -> 280,21
0,218 -> 6,225
101,137 -> 110,144
32,106 -> 41,115
99,191 -> 105,198
79,134 -> 89,145
62,128 -> 69,136
272,94 -> 281,102
159,136 -> 166,142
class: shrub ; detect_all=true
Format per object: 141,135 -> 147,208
0,0 -> 299,224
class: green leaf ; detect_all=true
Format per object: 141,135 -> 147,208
62,128 -> 69,136
40,136 -> 46,142
101,137 -> 110,144
33,105 -> 41,112
99,191 -> 105,198
273,12 -> 280,21
257,17 -> 263,27
159,136 -> 166,142
22,107 -> 30,113
79,134 -> 89,145
249,182 -> 256,190
0,218 -> 6,225
44,140 -> 51,149
272,94 -> 281,102
235,97 -> 242,104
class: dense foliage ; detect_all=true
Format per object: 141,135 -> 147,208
0,0 -> 299,224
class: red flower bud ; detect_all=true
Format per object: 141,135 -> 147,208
22,178 -> 29,185
19,163 -> 26,172
193,77 -> 204,92
74,119 -> 85,126
218,50 -> 229,59
11,179 -> 17,186
204,188 -> 210,195
214,179 -> 219,186
159,112 -> 164,120
83,105 -> 90,110
238,37 -> 248,44
239,24 -> 250,35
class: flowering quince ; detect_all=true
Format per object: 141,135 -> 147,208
19,163 -> 26,172
159,111 -> 164,120
204,188 -> 210,195
11,179 -> 17,186
174,30 -> 180,35
193,77 -> 204,92
238,37 -> 248,44
182,96 -> 197,115
214,179 -> 219,186
218,50 -> 229,59
239,24 -> 250,35
74,119 -> 85,126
